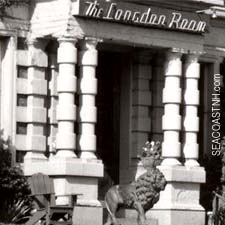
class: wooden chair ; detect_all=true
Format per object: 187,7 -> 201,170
26,173 -> 80,225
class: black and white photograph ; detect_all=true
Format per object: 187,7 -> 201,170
0,0 -> 225,225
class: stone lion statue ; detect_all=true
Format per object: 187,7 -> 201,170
104,141 -> 167,225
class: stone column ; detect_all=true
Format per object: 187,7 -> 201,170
162,49 -> 183,166
24,38 -> 48,162
78,37 -> 98,159
150,51 -> 205,225
183,53 -> 200,167
56,37 -> 77,158
0,37 -> 16,143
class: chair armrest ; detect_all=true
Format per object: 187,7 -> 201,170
57,193 -> 83,199
30,193 -> 52,197
63,193 -> 83,196
55,194 -> 83,207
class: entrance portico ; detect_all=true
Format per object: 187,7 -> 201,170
22,1 -> 209,225
24,43 -> 205,225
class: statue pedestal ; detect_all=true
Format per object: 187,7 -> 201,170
116,218 -> 158,225
117,218 -> 158,225
117,209 -> 158,225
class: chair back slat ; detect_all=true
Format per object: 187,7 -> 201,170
43,174 -> 51,194
26,173 -> 73,225
30,173 -> 55,195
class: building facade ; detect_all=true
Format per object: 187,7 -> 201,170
1,0 -> 225,224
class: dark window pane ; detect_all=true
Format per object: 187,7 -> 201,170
17,66 -> 28,78
16,122 -> 27,134
17,38 -> 28,50
16,150 -> 26,163
17,94 -> 27,106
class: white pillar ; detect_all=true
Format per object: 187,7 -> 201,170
162,50 -> 183,166
0,37 -> 16,143
78,37 -> 98,159
183,53 -> 200,167
24,38 -> 48,162
56,37 -> 77,158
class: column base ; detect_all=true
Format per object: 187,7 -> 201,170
55,150 -> 77,158
74,204 -> 103,225
148,208 -> 205,225
185,159 -> 200,167
24,157 -> 103,177
161,158 -> 181,166
117,209 -> 158,225
80,151 -> 97,159
24,152 -> 48,163
148,165 -> 206,225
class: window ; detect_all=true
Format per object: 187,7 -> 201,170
17,94 -> 27,106
17,38 -> 28,50
16,122 -> 27,135
16,150 -> 26,163
17,66 -> 28,78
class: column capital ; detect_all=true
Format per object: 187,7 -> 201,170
188,50 -> 204,56
166,48 -> 185,60
185,54 -> 199,63
79,37 -> 100,66
171,47 -> 187,54
134,50 -> 154,64
184,51 -> 203,63
58,34 -> 78,44
26,37 -> 37,47
153,53 -> 165,66
26,36 -> 48,51
57,35 -> 78,64
80,36 -> 102,50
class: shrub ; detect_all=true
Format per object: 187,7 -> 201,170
0,136 -> 32,223
0,0 -> 29,12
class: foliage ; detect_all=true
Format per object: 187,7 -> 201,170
141,141 -> 162,167
203,138 -> 225,225
0,0 -> 29,11
213,206 -> 225,225
0,135 -> 32,223
200,154 -> 222,210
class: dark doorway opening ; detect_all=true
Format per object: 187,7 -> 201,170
96,51 -> 122,188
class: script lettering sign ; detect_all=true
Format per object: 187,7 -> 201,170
75,0 -> 208,34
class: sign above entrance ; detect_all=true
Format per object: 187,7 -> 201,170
75,0 -> 208,34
